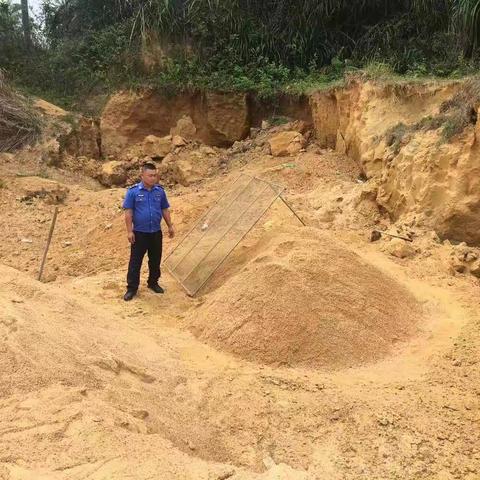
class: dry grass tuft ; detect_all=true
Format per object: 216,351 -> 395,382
0,70 -> 42,152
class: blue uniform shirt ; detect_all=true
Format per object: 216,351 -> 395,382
122,182 -> 170,233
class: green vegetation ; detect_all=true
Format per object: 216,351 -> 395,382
383,77 -> 480,149
269,116 -> 290,127
3,0 -> 480,109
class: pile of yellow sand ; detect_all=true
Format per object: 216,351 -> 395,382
188,228 -> 422,369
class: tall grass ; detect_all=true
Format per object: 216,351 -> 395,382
4,0 -> 480,106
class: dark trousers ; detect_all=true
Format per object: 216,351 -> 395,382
127,230 -> 163,291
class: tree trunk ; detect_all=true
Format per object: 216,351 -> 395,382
21,0 -> 32,51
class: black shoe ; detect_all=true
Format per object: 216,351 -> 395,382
148,283 -> 164,294
124,290 -> 137,301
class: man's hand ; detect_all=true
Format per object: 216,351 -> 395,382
162,209 -> 174,239
125,209 -> 135,245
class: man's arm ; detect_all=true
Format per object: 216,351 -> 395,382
125,209 -> 135,244
162,208 -> 175,238
123,189 -> 136,244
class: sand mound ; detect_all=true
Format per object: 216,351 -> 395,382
188,228 -> 422,369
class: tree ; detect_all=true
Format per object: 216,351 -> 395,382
20,0 -> 32,50
0,0 -> 23,66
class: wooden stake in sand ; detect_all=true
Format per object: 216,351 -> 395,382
38,206 -> 59,281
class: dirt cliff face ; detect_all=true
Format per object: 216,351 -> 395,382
311,80 -> 459,173
100,90 -> 250,153
377,126 -> 480,244
311,79 -> 480,245
95,79 -> 480,244
100,90 -> 194,154
61,117 -> 102,159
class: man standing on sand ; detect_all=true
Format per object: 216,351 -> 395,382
122,162 -> 174,301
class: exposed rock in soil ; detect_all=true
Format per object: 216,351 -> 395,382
268,131 -> 306,157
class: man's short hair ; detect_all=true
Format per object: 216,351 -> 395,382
142,162 -> 157,172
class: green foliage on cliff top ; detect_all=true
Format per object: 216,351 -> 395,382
2,0 -> 480,109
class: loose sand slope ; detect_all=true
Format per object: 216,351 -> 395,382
0,264 -> 314,480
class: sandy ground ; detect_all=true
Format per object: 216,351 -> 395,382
0,143 -> 479,480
